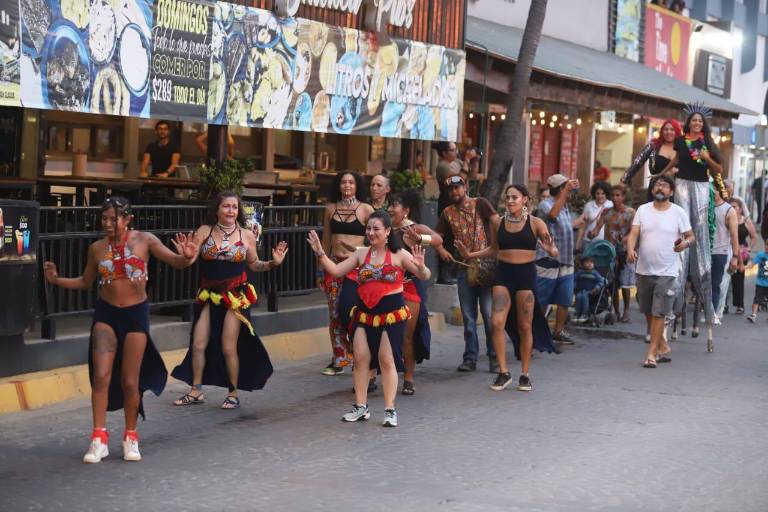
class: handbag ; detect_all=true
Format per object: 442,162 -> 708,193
465,204 -> 497,287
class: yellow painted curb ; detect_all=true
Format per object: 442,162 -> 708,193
0,314 -> 446,414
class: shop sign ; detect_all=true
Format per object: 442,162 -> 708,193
0,0 -> 21,106
19,0 -> 154,116
644,3 -> 691,82
274,0 -> 415,31
614,0 -> 641,62
15,0 -> 463,141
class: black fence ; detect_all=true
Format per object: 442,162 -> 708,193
38,204 -> 324,339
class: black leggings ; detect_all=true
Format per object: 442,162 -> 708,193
732,270 -> 745,309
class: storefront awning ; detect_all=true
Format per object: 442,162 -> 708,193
465,16 -> 756,118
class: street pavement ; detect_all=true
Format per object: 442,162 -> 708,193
1,292 -> 767,511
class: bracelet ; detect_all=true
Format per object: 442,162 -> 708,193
420,234 -> 432,247
315,251 -> 326,258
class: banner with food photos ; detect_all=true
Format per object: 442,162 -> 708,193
19,0 -> 153,116
0,0 -> 21,106
209,12 -> 465,141
14,0 -> 465,141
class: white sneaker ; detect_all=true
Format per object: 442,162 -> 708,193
83,437 -> 109,464
342,404 -> 370,422
122,433 -> 142,461
382,408 -> 398,427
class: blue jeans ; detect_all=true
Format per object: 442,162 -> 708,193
575,289 -> 592,317
711,254 -> 728,310
456,270 -> 494,362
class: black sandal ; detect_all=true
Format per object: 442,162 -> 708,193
173,392 -> 205,406
401,381 -> 415,396
643,359 -> 657,369
656,355 -> 672,363
221,395 -> 240,409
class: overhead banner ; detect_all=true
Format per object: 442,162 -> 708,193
15,0 -> 465,141
19,0 -> 153,116
0,0 -> 21,105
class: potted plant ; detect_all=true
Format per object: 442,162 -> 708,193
199,158 -> 247,199
389,168 -> 424,193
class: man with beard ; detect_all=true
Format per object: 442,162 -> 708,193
435,176 -> 500,373
627,175 -> 694,368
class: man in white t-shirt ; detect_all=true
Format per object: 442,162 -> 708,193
627,175 -> 694,369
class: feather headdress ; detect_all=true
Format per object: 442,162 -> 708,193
682,101 -> 713,120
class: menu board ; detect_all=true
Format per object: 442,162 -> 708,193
19,0 -> 153,116
14,0 -> 466,142
150,0 -> 211,118
0,0 -> 21,106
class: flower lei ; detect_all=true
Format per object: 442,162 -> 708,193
685,134 -> 708,165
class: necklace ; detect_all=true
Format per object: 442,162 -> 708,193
684,134 -> 707,165
339,197 -> 358,207
217,223 -> 237,250
504,212 -> 524,223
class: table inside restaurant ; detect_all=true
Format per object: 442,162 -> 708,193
36,176 -> 201,206
0,178 -> 36,200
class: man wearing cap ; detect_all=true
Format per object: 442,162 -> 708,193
435,141 -> 461,284
536,174 -> 580,344
436,175 -> 500,373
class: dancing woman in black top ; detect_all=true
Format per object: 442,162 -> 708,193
320,171 -> 374,375
456,185 -> 558,392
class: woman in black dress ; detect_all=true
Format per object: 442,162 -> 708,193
172,192 -> 287,409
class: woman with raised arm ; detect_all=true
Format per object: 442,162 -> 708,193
42,196 -> 199,463
319,171 -> 374,376
172,191 -> 287,410
621,119 -> 682,187
387,189 -> 442,396
455,184 -> 559,393
307,210 -> 430,427
659,104 -> 727,352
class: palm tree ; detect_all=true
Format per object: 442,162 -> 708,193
482,0 -> 548,206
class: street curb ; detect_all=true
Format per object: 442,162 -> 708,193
0,313 -> 446,414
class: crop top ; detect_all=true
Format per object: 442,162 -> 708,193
200,226 -> 247,263
97,232 -> 147,285
497,216 -> 537,251
356,248 -> 404,308
329,204 -> 366,237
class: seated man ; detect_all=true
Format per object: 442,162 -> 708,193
573,256 -> 606,323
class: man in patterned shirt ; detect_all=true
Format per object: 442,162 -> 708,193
436,176 -> 500,373
536,174 -> 580,344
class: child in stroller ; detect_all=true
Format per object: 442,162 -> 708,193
573,256 -> 606,323
578,240 -> 618,326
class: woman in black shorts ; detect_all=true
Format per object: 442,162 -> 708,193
456,184 -> 559,392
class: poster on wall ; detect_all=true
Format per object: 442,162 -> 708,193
0,0 -> 21,106
19,0 -> 153,116
528,123 -> 543,182
644,3 -> 690,82
150,0 -> 211,118
615,0 -> 640,62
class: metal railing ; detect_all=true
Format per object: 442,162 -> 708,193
37,204 -> 324,339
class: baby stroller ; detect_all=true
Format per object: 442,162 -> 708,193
581,240 -> 618,327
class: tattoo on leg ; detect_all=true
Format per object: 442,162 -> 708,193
493,291 -> 510,312
92,327 -> 117,353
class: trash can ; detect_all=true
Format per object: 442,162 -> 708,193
0,200 -> 40,336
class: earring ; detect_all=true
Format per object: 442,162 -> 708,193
522,205 -> 529,219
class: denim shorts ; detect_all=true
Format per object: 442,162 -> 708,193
535,261 -> 575,307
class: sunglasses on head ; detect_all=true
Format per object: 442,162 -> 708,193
445,176 -> 465,186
